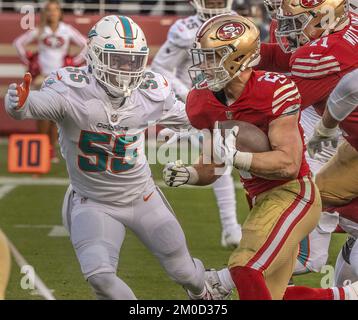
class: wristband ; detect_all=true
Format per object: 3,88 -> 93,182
316,120 -> 338,137
186,166 -> 199,185
233,151 -> 253,171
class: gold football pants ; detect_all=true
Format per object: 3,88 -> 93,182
229,176 -> 321,299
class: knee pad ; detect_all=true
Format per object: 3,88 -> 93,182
76,244 -> 115,279
88,272 -> 115,293
150,220 -> 186,256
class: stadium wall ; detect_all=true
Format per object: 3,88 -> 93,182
0,13 -> 179,135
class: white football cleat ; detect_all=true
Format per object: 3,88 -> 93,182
346,281 -> 358,300
186,269 -> 233,300
204,269 -> 232,300
221,224 -> 242,248
186,283 -> 215,300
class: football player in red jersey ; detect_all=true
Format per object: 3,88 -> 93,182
258,0 -> 358,108
163,13 -> 358,299
308,69 -> 358,285
259,0 -> 358,275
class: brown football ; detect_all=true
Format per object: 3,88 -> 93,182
218,120 -> 271,153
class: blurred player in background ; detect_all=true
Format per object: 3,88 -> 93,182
263,0 -> 357,274
260,0 -> 358,277
307,69 -> 358,286
5,15 -> 228,300
0,229 -> 10,300
151,0 -> 243,249
13,0 -> 87,162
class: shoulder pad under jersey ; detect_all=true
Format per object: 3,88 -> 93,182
138,71 -> 171,102
42,66 -> 91,93
167,15 -> 201,49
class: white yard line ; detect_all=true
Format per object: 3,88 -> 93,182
7,239 -> 56,300
0,185 -> 16,199
0,176 -> 243,189
0,184 -> 56,300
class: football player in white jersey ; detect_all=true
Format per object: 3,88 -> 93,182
151,0 -> 242,249
13,0 -> 87,163
5,16 -> 227,300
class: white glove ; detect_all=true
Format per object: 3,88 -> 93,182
5,72 -> 32,110
307,120 -> 339,158
6,83 -> 20,110
213,121 -> 253,171
163,160 -> 198,187
213,122 -> 239,166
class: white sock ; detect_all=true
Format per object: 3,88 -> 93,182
212,173 -> 238,231
217,268 -> 236,291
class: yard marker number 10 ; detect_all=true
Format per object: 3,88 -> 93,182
8,134 -> 51,174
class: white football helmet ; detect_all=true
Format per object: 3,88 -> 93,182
191,0 -> 233,21
87,15 -> 149,97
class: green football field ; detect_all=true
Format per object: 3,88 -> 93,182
0,140 -> 348,300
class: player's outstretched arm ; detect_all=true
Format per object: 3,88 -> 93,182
5,73 -> 68,122
308,69 -> 358,157
163,132 -> 222,187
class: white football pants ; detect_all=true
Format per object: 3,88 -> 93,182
62,180 -> 205,299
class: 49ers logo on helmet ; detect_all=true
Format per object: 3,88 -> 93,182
217,22 -> 245,41
300,0 -> 325,8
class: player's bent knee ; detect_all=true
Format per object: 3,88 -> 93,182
151,220 -> 186,256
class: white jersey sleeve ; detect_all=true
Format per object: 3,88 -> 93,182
158,95 -> 191,130
327,69 -> 358,121
138,71 -> 191,129
5,72 -> 70,123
